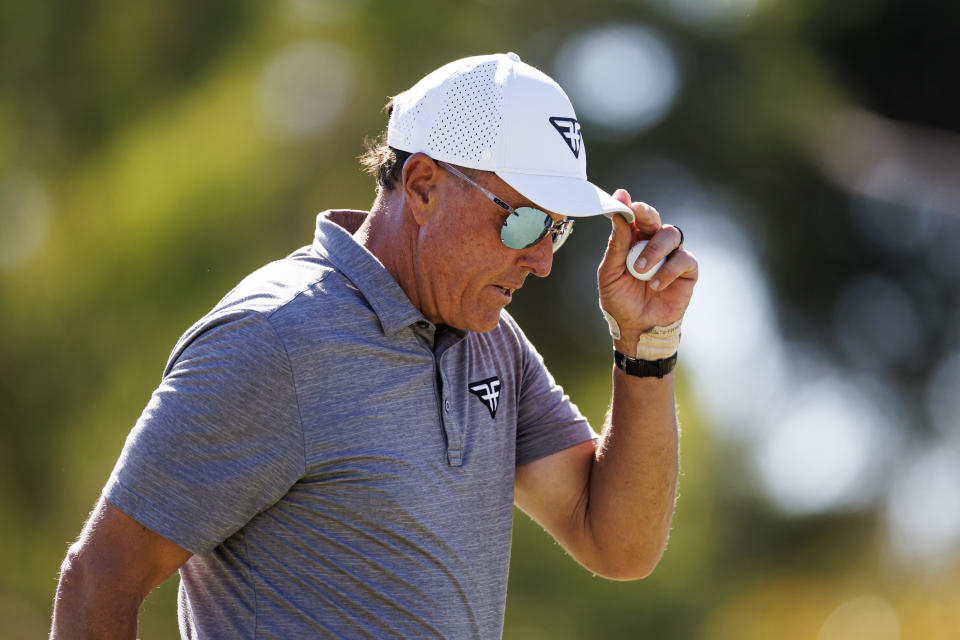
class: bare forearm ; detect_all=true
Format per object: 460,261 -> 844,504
50,556 -> 141,639
515,196 -> 693,580
584,366 -> 679,579
51,594 -> 140,639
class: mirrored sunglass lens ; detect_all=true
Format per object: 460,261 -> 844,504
501,207 -> 551,249
551,220 -> 573,252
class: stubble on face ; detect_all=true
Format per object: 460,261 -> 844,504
404,163 -> 558,332
413,208 -> 509,331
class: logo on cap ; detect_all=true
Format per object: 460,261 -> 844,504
549,117 -> 582,159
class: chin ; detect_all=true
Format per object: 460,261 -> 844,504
453,310 -> 503,333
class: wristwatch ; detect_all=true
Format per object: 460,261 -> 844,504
614,350 -> 678,378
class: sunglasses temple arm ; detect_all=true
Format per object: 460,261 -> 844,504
441,162 -> 515,214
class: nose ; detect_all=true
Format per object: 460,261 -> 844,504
517,234 -> 554,278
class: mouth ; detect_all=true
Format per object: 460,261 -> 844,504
493,285 -> 516,301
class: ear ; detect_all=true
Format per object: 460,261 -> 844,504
401,153 -> 444,226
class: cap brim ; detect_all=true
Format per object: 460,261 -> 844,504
496,171 -> 635,223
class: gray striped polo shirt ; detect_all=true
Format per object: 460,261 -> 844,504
104,209 -> 593,639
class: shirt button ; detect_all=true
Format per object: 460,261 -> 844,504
444,399 -> 452,412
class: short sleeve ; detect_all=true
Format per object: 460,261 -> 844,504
103,311 -> 305,555
508,317 -> 595,466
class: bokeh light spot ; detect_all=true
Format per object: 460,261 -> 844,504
755,380 -> 889,515
555,25 -> 681,134
887,445 -> 960,565
283,0 -> 369,25
0,172 -> 51,270
818,596 -> 900,640
646,0 -> 757,35
258,40 -> 354,138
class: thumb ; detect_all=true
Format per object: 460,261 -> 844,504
598,190 -> 635,284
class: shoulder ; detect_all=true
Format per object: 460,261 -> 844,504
489,309 -> 530,343
164,248 -> 367,373
468,310 -> 525,351
465,310 -> 543,374
215,246 -> 358,320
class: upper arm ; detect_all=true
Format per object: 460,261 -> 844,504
52,498 -> 192,638
63,497 -> 192,600
514,439 -> 597,562
506,312 -> 600,562
104,312 -> 304,554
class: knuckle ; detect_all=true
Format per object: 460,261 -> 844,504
644,237 -> 668,257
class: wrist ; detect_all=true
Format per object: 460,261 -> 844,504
613,349 -> 678,378
603,313 -> 682,361
613,333 -> 646,358
632,320 -> 682,360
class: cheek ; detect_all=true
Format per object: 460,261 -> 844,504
424,218 -> 501,273
458,238 -> 510,285
415,227 -> 476,302
417,208 -> 512,296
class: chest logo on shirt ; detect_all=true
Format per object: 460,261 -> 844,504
468,376 -> 501,419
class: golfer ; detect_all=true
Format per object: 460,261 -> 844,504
52,52 -> 697,639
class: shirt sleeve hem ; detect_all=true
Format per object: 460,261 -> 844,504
103,480 -> 218,556
516,424 -> 597,467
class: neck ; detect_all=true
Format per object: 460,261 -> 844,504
355,191 -> 428,318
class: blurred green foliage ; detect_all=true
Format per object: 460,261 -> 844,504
3,0 -> 959,637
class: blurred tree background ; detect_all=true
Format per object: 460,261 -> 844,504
2,0 -> 959,637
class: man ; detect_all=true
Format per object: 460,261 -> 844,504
52,52 -> 697,639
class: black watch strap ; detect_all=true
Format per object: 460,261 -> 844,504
614,350 -> 678,378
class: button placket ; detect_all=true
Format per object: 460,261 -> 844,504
437,365 -> 463,467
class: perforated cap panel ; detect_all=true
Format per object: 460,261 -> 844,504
384,53 -> 634,218
390,96 -> 421,143
425,61 -> 504,163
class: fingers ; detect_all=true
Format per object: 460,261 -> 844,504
615,191 -> 661,234
648,247 -> 698,292
598,209 -> 634,284
611,190 -> 662,232
630,225 -> 692,290
629,224 -> 680,275
601,191 -> 678,287
612,188 -> 631,209
631,202 -> 661,235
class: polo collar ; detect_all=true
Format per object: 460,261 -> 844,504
311,210 -> 425,335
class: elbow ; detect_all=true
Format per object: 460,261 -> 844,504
592,551 -> 664,582
54,543 -> 105,616
52,546 -> 88,632
582,533 -> 669,581
581,509 -> 675,581
53,545 -> 139,636
56,545 -> 86,601
55,543 -> 123,611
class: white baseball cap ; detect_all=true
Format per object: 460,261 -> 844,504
386,52 -> 635,222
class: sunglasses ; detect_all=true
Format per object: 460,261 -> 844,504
438,161 -> 573,252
